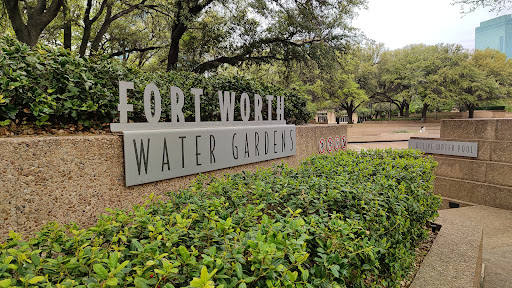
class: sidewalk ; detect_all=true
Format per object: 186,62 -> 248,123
438,206 -> 512,288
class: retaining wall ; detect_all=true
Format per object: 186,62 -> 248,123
0,124 -> 347,240
423,119 -> 512,210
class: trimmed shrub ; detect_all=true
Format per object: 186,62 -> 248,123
0,150 -> 440,287
0,36 -> 312,127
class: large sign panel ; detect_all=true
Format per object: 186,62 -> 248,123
408,139 -> 478,158
124,126 -> 295,186
110,82 -> 296,186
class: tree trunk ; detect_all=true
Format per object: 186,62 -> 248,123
398,104 -> 405,117
4,0 -> 64,47
63,0 -> 71,50
90,4 -> 113,54
421,103 -> 429,123
79,24 -> 92,57
347,109 -> 354,124
78,0 -> 109,57
167,21 -> 187,71
404,102 -> 410,118
468,104 -> 475,118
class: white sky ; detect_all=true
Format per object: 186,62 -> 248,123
352,0 -> 512,50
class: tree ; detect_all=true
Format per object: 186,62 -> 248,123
453,0 -> 512,13
374,44 -> 466,121
316,46 -> 373,124
134,0 -> 367,72
2,0 -> 64,47
442,49 -> 512,118
335,75 -> 368,124
375,47 -> 416,117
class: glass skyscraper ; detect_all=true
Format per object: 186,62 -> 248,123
475,14 -> 512,58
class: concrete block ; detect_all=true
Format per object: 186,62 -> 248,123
433,156 -> 487,183
441,119 -> 496,140
435,177 -> 512,210
493,185 -> 512,211
495,119 -> 512,141
490,141 -> 512,164
486,162 -> 512,187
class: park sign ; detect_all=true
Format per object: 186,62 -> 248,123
110,81 -> 296,186
408,138 -> 478,158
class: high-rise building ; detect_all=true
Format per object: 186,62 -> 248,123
475,14 -> 512,58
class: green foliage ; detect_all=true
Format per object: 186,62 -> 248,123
0,37 -> 311,127
0,149 -> 440,287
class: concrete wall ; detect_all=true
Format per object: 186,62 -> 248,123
429,119 -> 512,210
0,125 -> 347,240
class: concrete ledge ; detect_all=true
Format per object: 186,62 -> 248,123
440,119 -> 512,142
411,209 -> 483,288
435,177 -> 512,210
439,197 -> 476,210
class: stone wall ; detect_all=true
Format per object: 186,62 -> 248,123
0,124 -> 347,240
427,119 -> 512,210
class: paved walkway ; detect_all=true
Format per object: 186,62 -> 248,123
347,140 -> 409,151
346,123 -> 440,151
438,206 -> 512,288
439,206 -> 512,288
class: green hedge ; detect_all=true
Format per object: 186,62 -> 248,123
0,36 -> 311,127
0,150 -> 440,288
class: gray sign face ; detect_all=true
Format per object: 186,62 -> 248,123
408,139 -> 478,158
124,125 -> 296,186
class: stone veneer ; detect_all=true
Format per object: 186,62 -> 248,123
418,119 -> 512,210
0,124 -> 347,240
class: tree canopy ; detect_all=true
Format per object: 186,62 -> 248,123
1,0 -> 368,73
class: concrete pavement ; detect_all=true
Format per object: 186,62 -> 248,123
438,206 -> 512,288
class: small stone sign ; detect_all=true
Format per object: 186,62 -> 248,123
408,139 -> 478,158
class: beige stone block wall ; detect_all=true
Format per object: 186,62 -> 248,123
429,119 -> 512,210
0,124 -> 347,240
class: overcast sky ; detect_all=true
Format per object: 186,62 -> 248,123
352,0 -> 512,50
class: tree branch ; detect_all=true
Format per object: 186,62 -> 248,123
193,55 -> 286,73
109,45 -> 165,58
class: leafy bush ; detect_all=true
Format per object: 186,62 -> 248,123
0,36 -> 311,127
0,149 -> 440,287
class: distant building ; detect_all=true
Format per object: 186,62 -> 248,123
475,14 -> 512,58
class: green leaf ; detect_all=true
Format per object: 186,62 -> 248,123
178,246 -> 190,261
0,279 -> 12,288
134,277 -> 149,288
286,271 -> 298,282
112,260 -> 130,274
235,262 -> 243,279
94,263 -> 109,279
29,276 -> 45,284
2,256 -> 13,264
52,242 -> 62,252
301,269 -> 309,282
239,283 -> 247,288
105,277 -> 119,286
109,253 -> 119,268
